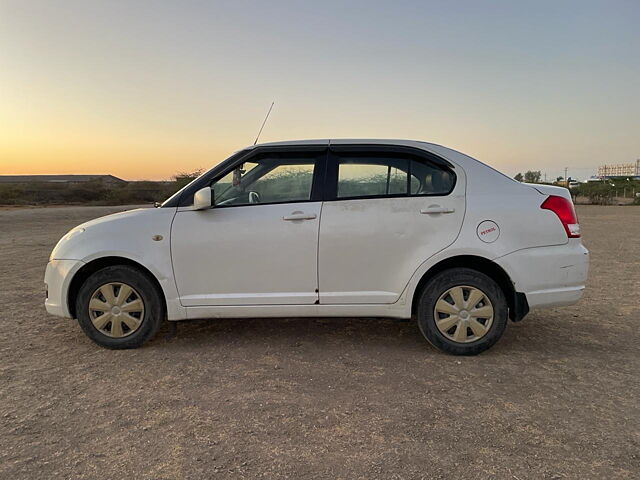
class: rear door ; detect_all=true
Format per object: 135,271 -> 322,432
318,145 -> 465,304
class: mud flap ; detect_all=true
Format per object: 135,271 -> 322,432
510,292 -> 530,322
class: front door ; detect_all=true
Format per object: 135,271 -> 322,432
171,148 -> 326,306
318,146 -> 465,304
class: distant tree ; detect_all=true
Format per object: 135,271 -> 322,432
514,173 -> 524,182
173,168 -> 204,181
556,176 -> 564,183
173,168 -> 204,188
523,170 -> 542,183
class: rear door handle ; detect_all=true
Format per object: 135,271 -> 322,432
420,206 -> 455,214
283,212 -> 317,221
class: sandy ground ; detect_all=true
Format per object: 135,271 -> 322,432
1,205 -> 638,479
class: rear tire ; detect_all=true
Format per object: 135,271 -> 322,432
76,265 -> 164,349
416,268 -> 507,355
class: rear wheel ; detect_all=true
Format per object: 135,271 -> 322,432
417,268 -> 507,355
76,265 -> 164,349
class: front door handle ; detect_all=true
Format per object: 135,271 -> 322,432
420,206 -> 455,214
283,212 -> 317,221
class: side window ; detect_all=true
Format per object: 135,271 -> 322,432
335,154 -> 454,199
409,160 -> 455,195
337,159 -> 408,198
211,154 -> 317,207
212,161 -> 258,204
249,164 -> 315,203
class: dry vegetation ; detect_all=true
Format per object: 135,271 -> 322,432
0,181 -> 180,206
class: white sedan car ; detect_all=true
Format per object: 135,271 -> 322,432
45,140 -> 589,355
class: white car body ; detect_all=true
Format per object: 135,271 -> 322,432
45,139 -> 589,331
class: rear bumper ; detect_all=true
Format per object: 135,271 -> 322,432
44,259 -> 85,318
496,240 -> 589,309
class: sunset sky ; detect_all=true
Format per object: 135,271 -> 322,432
1,0 -> 638,180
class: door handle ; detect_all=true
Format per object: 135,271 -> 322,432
283,212 -> 317,221
420,206 -> 455,214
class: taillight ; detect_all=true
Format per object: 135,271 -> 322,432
541,195 -> 580,238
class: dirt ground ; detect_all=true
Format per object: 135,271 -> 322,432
1,205 -> 638,479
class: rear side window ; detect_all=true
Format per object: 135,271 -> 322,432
409,159 -> 455,195
335,154 -> 454,199
338,159 -> 408,197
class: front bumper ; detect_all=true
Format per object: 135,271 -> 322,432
496,240 -> 589,309
44,259 -> 85,318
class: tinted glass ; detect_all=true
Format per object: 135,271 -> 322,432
212,156 -> 315,206
409,160 -> 455,195
336,154 -> 454,198
337,159 -> 408,198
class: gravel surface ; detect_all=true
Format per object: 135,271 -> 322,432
1,205 -> 638,479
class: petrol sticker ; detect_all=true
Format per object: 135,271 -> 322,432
477,220 -> 500,243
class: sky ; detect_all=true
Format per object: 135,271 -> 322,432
1,0 -> 638,181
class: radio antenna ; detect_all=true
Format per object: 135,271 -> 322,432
254,101 -> 274,145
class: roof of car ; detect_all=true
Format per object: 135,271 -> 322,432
252,139 -> 436,149
248,139 -> 518,188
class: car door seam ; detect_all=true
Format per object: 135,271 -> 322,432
315,201 -> 324,303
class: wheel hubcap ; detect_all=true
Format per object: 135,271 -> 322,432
88,282 -> 145,338
433,285 -> 494,344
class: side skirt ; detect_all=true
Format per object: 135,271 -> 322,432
181,303 -> 411,320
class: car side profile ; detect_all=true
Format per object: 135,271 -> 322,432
44,139 -> 589,355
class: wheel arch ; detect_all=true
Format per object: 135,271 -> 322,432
410,255 -> 528,322
67,256 -> 167,319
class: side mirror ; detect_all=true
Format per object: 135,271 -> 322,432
193,187 -> 212,210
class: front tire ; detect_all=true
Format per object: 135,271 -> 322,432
76,265 -> 164,349
417,268 -> 508,355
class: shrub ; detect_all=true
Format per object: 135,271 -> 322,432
0,181 -> 181,206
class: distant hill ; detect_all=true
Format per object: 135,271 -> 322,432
0,176 -> 179,206
0,175 -> 126,185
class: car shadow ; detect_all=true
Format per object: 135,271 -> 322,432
152,316 -> 430,352
146,311 -> 626,360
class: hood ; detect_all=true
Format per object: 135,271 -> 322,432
75,207 -> 149,230
50,207 -> 171,261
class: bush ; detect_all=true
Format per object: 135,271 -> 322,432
572,183 -> 614,205
572,179 -> 640,205
0,181 -> 181,206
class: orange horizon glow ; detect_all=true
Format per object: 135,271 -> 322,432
0,142 -> 237,180
1,1 -> 638,181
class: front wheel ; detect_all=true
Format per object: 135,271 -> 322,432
76,265 -> 164,349
416,268 -> 508,355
